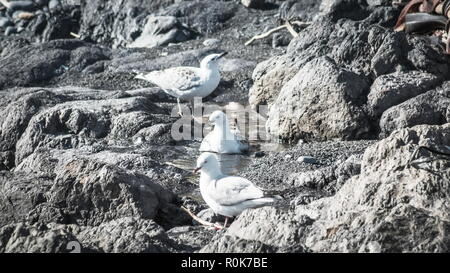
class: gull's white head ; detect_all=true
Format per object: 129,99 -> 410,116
208,110 -> 228,127
194,153 -> 220,174
200,52 -> 227,69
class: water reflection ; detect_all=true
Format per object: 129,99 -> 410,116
166,101 -> 290,175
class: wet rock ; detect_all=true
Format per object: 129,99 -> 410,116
129,16 -> 196,48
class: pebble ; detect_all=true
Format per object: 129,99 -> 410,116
48,0 -> 60,10
35,0 -> 49,7
0,16 -> 13,28
7,1 -> 37,16
203,38 -> 221,48
241,0 -> 265,8
254,151 -> 265,158
5,26 -> 17,36
296,156 -> 318,164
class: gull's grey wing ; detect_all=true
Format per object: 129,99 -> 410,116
209,176 -> 264,206
142,67 -> 203,91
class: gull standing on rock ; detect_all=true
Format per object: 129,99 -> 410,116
194,153 -> 281,229
135,52 -> 227,116
200,110 -> 249,154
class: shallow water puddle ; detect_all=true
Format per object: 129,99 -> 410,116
165,101 -> 291,176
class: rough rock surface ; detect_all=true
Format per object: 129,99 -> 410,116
250,1 -> 450,141
1,0 -> 449,253
203,124 -> 450,252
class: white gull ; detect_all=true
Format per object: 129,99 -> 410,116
194,153 -> 281,228
200,110 -> 249,154
135,52 -> 227,116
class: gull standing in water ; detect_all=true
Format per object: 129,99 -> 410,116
135,52 -> 227,116
194,153 -> 281,229
200,110 -> 249,154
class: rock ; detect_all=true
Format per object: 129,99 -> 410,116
161,0 -> 238,35
379,82 -> 450,137
200,235 -> 279,253
241,140 -> 373,198
75,217 -> 180,253
278,0 -> 322,21
13,95 -> 163,165
219,58 -> 256,72
0,88 -> 62,169
254,151 -> 265,158
167,225 -> 215,252
0,40 -> 110,89
266,56 -> 371,142
128,16 -> 196,48
249,3 -> 450,141
0,217 -> 187,253
108,48 -> 216,74
368,71 -> 442,117
196,208 -> 226,225
289,154 -> 362,197
241,0 -> 265,9
202,38 -> 221,48
6,1 -> 38,17
296,156 -> 318,164
0,17 -> 13,28
4,26 -> 17,36
0,172 -> 53,227
79,0 -> 171,48
0,222 -> 78,253
48,0 -> 60,10
132,123 -> 173,145
204,124 -> 450,253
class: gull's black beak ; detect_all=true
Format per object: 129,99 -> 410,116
193,167 -> 201,174
217,52 -> 228,59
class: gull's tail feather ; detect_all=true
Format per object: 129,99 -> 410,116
259,187 -> 287,200
134,73 -> 147,81
246,197 -> 279,209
